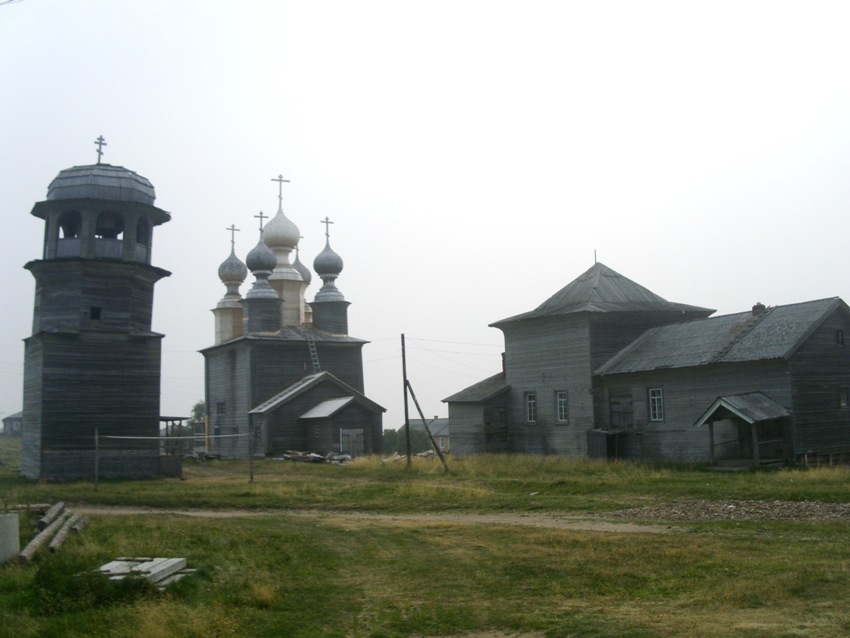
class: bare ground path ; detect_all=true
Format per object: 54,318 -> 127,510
70,505 -> 672,534
69,498 -> 850,532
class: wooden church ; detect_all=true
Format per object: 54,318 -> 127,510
201,178 -> 384,458
445,262 -> 850,466
22,141 -> 173,480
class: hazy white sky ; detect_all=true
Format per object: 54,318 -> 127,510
2,1 -> 849,431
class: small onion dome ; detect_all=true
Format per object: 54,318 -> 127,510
313,240 -> 343,277
218,248 -> 248,285
263,205 -> 300,251
47,164 -> 156,205
246,234 -> 277,273
293,249 -> 312,285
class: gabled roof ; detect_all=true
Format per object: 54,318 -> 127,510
249,371 -> 385,415
399,417 -> 450,437
597,297 -> 848,375
442,373 -> 509,403
491,262 -> 712,326
694,392 -> 790,427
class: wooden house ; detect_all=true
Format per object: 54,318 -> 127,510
2,412 -> 22,437
202,191 -> 384,458
444,263 -> 850,465
399,416 -> 453,452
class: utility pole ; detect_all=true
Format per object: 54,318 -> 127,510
401,334 -> 412,468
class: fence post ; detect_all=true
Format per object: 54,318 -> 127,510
94,428 -> 99,491
248,419 -> 254,484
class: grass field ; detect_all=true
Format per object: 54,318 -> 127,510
1,440 -> 849,637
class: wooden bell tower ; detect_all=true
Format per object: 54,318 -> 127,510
22,138 -> 172,480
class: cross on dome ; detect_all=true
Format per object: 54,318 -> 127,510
94,135 -> 107,164
321,216 -> 334,239
254,211 -> 268,232
271,174 -> 290,207
226,224 -> 240,248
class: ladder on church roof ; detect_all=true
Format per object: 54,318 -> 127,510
306,333 -> 321,374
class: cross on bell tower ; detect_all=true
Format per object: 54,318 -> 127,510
94,135 -> 107,164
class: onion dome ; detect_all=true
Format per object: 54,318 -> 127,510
293,246 -> 312,285
264,205 -> 300,252
314,240 -> 343,277
313,238 -> 345,302
46,164 -> 156,205
246,233 -> 277,274
218,247 -> 248,296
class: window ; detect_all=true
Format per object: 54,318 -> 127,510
216,401 -> 226,416
556,391 -> 569,423
525,392 -> 537,423
840,387 -> 849,408
438,436 -> 446,450
648,388 -> 664,421
837,330 -> 845,346
610,393 -> 634,428
89,306 -> 102,320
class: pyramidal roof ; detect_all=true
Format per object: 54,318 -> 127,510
492,262 -> 713,326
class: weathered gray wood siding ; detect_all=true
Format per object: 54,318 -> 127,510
204,339 -> 367,458
787,309 -> 850,455
500,316 -> 593,455
27,260 -> 165,334
597,361 -> 792,462
447,399 -> 509,455
305,404 -> 381,455
22,331 -> 162,480
447,403 -> 486,454
264,381 -> 379,455
251,341 -> 365,406
21,336 -> 43,479
206,345 -> 251,458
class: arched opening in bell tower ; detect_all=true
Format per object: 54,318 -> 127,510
95,211 -> 125,258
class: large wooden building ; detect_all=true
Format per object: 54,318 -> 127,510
22,153 -> 172,480
201,185 -> 384,458
445,263 -> 850,465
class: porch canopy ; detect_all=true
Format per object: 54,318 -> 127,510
695,392 -> 790,465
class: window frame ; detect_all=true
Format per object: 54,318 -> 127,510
648,387 -> 664,422
555,390 -> 569,423
525,392 -> 537,423
840,387 -> 849,408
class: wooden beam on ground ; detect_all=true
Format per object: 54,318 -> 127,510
71,516 -> 89,534
38,502 -> 65,530
19,513 -> 69,563
48,514 -> 82,552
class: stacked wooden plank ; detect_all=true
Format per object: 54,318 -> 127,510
98,557 -> 196,588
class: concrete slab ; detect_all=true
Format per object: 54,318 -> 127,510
0,514 -> 20,564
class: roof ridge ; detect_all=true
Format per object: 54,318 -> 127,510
710,305 -> 774,363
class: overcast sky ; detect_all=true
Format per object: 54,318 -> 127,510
2,1 -> 849,432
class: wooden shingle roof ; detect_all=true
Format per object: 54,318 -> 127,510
442,373 -> 509,403
694,392 -> 790,427
596,297 -> 847,375
492,262 -> 712,326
